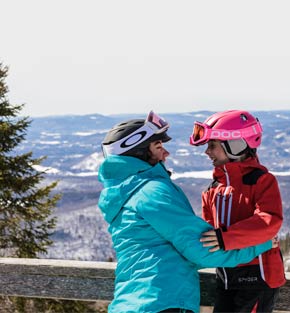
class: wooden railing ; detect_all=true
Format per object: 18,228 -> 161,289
0,258 -> 289,312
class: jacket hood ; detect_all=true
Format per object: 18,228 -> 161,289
98,155 -> 169,223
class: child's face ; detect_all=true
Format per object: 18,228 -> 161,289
148,140 -> 170,165
205,140 -> 229,167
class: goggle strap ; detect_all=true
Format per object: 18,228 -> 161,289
209,124 -> 262,140
102,123 -> 156,156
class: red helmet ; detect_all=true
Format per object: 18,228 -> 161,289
190,110 -> 263,159
190,110 -> 263,148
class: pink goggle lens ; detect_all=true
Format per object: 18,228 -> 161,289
146,110 -> 169,130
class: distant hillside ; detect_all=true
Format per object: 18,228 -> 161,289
17,110 -> 290,261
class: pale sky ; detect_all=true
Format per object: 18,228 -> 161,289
2,0 -> 290,117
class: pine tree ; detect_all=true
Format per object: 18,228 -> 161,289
0,63 -> 100,312
0,63 -> 60,258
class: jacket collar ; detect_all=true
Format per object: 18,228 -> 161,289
213,157 -> 268,181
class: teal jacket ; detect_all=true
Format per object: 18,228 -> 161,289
98,155 -> 272,313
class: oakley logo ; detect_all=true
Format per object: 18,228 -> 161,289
120,131 -> 147,148
211,130 -> 241,139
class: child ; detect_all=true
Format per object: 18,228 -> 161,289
190,110 -> 285,313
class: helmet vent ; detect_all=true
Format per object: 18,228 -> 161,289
240,114 -> 248,121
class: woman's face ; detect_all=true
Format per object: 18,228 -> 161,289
205,140 -> 229,167
148,140 -> 170,165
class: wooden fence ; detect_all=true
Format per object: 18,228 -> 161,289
0,258 -> 289,312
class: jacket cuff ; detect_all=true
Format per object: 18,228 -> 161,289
215,227 -> 226,250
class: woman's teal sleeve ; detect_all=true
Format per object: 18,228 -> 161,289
137,181 -> 272,269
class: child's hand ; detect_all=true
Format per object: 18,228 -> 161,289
272,235 -> 279,248
200,230 -> 220,252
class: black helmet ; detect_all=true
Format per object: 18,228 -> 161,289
102,111 -> 171,161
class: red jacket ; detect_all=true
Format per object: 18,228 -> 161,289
202,157 -> 286,288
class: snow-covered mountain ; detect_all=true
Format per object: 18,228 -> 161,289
17,110 -> 290,261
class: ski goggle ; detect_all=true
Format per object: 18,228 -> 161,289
102,110 -> 169,157
190,120 -> 263,146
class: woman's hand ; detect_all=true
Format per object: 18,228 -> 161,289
200,230 -> 221,252
201,231 -> 279,251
